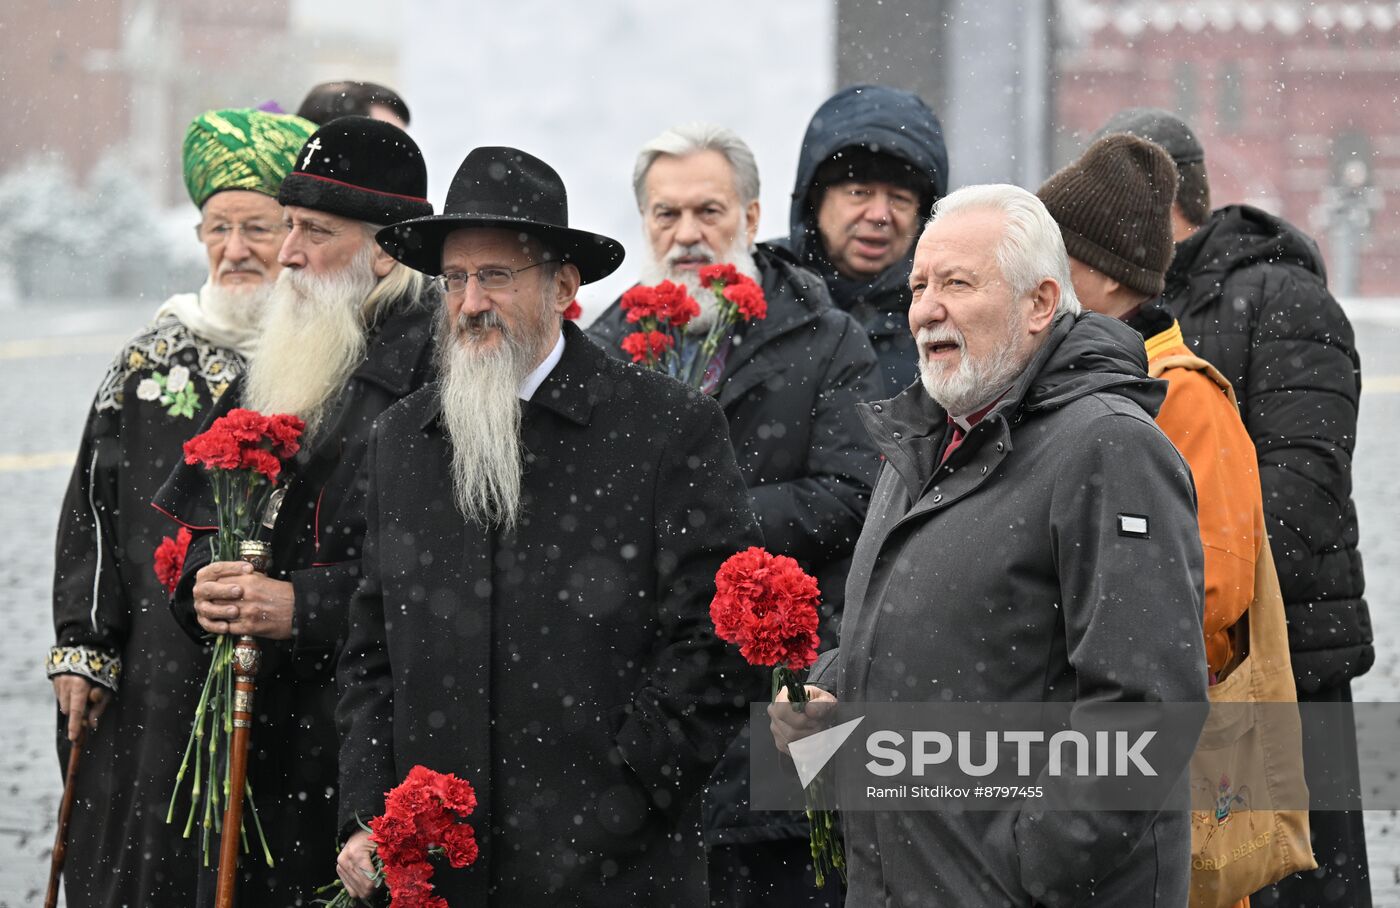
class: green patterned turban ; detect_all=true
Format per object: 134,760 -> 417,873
182,108 -> 317,208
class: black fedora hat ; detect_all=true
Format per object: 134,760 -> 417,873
377,146 -> 624,284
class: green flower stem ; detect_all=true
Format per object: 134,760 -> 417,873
168,646 -> 219,824
246,782 -> 274,867
771,666 -> 846,888
170,467 -> 277,867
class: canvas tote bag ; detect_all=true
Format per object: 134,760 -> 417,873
1187,540 -> 1316,907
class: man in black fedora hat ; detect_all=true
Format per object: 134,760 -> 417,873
333,146 -> 763,905
153,116 -> 440,906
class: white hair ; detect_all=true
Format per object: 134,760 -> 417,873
359,222 -> 427,324
929,184 -> 1082,317
632,123 -> 761,208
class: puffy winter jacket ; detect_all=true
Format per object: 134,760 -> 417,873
1164,204 -> 1369,692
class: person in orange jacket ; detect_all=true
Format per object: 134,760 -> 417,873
1038,133 -> 1259,683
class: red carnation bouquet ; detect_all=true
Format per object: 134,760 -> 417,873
710,546 -> 844,888
154,527 -> 193,595
166,408 -> 304,866
318,765 -> 480,907
619,264 -> 766,390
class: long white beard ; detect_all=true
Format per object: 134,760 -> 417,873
917,312 -> 1032,416
437,287 -> 556,529
637,220 -> 760,335
242,245 -> 376,436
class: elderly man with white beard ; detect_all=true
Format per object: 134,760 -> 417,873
769,185 -> 1208,906
47,107 -> 314,908
152,116 -> 437,907
587,123 -> 882,906
333,146 -> 764,906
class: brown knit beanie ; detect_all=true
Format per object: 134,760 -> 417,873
1036,134 -> 1178,297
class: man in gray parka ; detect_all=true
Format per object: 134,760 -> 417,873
771,185 -> 1208,907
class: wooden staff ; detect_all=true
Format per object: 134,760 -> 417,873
215,540 -> 270,908
45,722 -> 87,908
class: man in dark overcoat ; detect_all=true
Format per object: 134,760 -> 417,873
334,146 -> 763,906
587,123 -> 881,906
771,185 -> 1208,906
153,116 -> 438,906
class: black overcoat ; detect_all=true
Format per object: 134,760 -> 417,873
336,324 -> 763,906
153,293 -> 436,906
588,244 -> 883,845
809,314 -> 1208,906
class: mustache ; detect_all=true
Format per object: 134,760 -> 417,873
455,308 -> 508,339
219,261 -> 267,277
917,325 -> 964,347
665,242 -> 715,265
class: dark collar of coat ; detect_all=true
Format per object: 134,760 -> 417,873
352,291 -> 437,398
417,320 -> 604,431
714,244 -> 829,403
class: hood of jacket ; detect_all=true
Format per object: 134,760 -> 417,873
1167,203 -> 1328,298
783,85 -> 948,264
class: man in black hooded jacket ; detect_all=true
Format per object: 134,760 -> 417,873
771,84 -> 949,396
1098,107 -> 1371,908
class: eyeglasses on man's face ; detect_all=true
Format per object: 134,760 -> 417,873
195,221 -> 287,247
434,262 -> 545,297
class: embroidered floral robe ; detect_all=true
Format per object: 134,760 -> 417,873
48,312 -> 243,908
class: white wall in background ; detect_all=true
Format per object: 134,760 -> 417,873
401,0 -> 836,314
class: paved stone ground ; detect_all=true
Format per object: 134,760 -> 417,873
1,298 -> 1397,905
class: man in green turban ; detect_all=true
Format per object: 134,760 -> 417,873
46,107 -> 312,908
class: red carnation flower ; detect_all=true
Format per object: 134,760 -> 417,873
240,447 -> 282,483
427,770 -> 478,815
263,413 -> 305,459
710,546 -> 821,671
621,330 -> 674,364
219,408 -> 269,443
441,823 -> 480,869
183,409 -> 303,480
153,527 -> 193,595
382,859 -> 438,905
724,279 -> 768,321
562,299 -> 583,320
354,766 -> 479,907
182,429 -> 242,470
699,263 -> 741,288
652,280 -> 700,327
620,285 -> 659,323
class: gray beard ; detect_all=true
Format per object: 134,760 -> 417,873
636,228 -> 761,335
201,281 -> 272,334
436,289 -> 555,530
917,313 -> 1032,416
242,245 -> 376,437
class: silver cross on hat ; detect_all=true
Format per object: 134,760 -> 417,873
301,136 -> 322,169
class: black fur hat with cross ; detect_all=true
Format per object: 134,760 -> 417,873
278,115 -> 433,225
